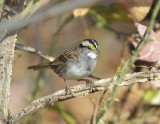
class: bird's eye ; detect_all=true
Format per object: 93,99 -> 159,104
90,44 -> 96,50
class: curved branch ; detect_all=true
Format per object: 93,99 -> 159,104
10,70 -> 160,123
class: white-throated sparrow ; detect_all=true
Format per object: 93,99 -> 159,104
28,39 -> 99,91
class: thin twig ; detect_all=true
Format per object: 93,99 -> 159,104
15,43 -> 55,62
10,69 -> 160,123
92,36 -> 130,124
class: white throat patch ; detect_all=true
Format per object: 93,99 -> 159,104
87,52 -> 97,59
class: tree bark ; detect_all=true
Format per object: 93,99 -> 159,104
0,32 -> 17,124
0,0 -> 24,123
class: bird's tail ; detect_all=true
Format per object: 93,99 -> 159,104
28,63 -> 50,70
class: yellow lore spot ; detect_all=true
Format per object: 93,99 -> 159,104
90,44 -> 96,50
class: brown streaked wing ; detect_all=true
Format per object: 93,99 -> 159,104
51,46 -> 80,65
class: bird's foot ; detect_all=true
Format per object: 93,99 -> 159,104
64,79 -> 74,96
65,85 -> 74,96
78,79 -> 95,92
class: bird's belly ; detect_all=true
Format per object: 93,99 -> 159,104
61,60 -> 96,80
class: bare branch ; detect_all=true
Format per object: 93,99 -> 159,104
10,70 -> 160,123
0,1 -> 25,123
15,43 -> 55,61
0,0 -> 98,32
0,32 -> 17,123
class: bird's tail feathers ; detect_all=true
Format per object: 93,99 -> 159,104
28,63 -> 50,70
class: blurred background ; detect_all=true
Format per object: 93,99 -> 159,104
9,0 -> 160,123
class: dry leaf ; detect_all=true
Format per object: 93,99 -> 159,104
73,8 -> 89,17
132,23 -> 160,62
119,0 -> 153,22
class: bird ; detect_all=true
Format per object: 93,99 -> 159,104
28,39 -> 100,93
